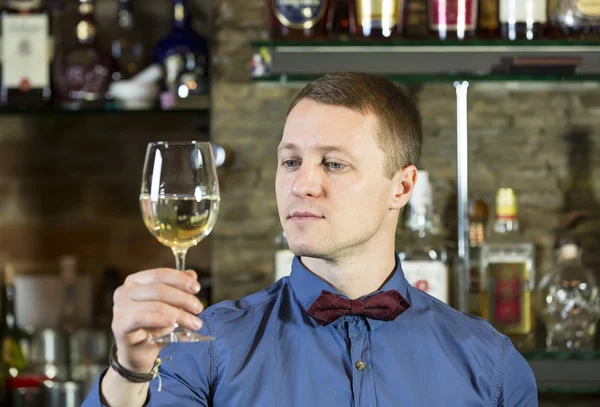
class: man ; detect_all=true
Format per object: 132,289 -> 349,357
83,72 -> 537,407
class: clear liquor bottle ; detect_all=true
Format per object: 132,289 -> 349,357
399,171 -> 450,304
537,238 -> 600,352
480,188 -> 536,350
555,0 -> 600,38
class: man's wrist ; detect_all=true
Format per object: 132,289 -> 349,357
108,344 -> 159,383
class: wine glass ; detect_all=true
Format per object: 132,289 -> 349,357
139,141 -> 220,343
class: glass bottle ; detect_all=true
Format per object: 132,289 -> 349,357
0,263 -> 27,403
467,199 -> 488,317
555,0 -> 600,38
174,51 -> 209,99
428,0 -> 478,40
480,188 -> 536,351
356,0 -> 404,38
267,0 -> 330,40
274,231 -> 294,282
0,0 -> 52,110
58,255 -> 78,380
111,0 -> 145,81
404,0 -> 429,37
327,0 -> 356,39
53,0 -> 116,110
153,0 -> 209,109
478,0 -> 500,37
537,238 -> 600,352
399,171 -> 450,304
499,0 -> 547,40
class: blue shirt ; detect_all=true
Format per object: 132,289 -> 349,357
83,254 -> 538,406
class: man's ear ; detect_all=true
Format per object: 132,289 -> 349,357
389,165 -> 418,211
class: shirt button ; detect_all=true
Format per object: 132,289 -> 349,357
355,360 -> 366,371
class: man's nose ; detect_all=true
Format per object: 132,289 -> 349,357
291,164 -> 322,198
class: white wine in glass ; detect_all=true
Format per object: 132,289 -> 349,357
140,141 -> 220,343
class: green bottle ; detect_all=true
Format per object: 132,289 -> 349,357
0,263 -> 27,402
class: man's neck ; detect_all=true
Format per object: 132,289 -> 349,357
300,247 -> 397,300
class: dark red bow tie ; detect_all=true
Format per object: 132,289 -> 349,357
307,289 -> 410,327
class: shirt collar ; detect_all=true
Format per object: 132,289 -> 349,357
289,253 -> 411,328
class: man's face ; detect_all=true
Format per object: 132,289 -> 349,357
276,99 -> 400,260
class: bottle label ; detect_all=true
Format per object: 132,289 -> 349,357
272,0 -> 327,29
1,14 -> 50,89
479,0 -> 500,29
402,260 -> 449,304
356,0 -> 401,30
275,249 -> 295,281
429,0 -> 477,30
488,262 -> 531,333
575,0 -> 600,17
499,0 -> 547,24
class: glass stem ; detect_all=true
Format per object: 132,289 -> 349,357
173,248 -> 188,271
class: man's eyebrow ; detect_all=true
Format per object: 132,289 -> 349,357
277,143 -> 354,157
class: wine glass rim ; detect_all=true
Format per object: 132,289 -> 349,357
149,141 -> 212,147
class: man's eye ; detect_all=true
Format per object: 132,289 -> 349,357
283,160 -> 299,168
325,161 -> 346,171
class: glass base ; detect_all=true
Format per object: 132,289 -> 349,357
149,326 -> 214,343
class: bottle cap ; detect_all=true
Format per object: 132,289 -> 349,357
3,263 -> 16,285
495,188 -> 517,219
559,243 -> 579,260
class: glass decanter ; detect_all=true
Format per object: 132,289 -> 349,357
537,238 -> 600,352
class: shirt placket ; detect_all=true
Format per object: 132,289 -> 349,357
348,318 -> 374,407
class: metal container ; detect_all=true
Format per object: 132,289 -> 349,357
42,381 -> 84,407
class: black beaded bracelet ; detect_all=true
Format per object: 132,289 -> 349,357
109,343 -> 160,383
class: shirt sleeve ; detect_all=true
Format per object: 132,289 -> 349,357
81,319 -> 216,407
495,336 -> 538,407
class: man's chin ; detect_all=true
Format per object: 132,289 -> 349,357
287,242 -> 327,259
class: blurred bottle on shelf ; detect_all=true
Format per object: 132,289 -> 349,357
154,0 -> 209,109
174,51 -> 209,99
404,0 -> 429,38
53,0 -> 117,110
428,0 -> 478,40
0,263 -> 28,404
111,0 -> 146,81
537,237 -> 600,352
327,0 -> 356,39
399,171 -> 450,304
478,0 -> 500,37
0,0 -> 52,110
266,0 -> 329,40
480,188 -> 536,351
356,0 -> 404,38
467,199 -> 488,316
499,0 -> 547,40
555,0 -> 600,38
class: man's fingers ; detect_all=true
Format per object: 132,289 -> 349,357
117,302 -> 203,334
126,283 -> 204,316
124,268 -> 201,294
